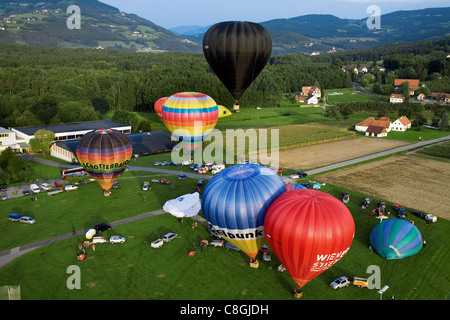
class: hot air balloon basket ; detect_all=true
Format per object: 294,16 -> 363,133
249,260 -> 259,268
293,288 -> 303,298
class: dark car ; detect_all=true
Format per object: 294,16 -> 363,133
94,223 -> 112,233
295,171 -> 308,178
397,207 -> 407,218
22,189 -> 30,196
412,210 -> 425,219
0,185 -> 6,192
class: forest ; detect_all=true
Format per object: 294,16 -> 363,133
0,38 -> 449,131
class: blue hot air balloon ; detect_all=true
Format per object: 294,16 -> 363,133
369,219 -> 423,260
201,164 -> 286,259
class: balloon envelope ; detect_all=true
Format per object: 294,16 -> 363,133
285,183 -> 306,191
154,97 -> 168,117
163,192 -> 201,218
76,128 -> 133,191
162,92 -> 218,151
217,105 -> 232,118
370,219 -> 423,260
202,164 -> 286,259
203,21 -> 272,104
265,189 -> 355,288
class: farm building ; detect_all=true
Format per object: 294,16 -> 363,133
365,125 -> 388,137
390,94 -> 405,103
12,120 -> 131,144
356,116 -> 411,137
295,94 -> 319,105
0,127 -> 28,153
52,131 -> 176,162
355,117 -> 391,133
391,116 -> 411,132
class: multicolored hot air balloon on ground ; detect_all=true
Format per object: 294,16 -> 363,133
203,21 -> 272,108
202,164 -> 286,262
162,92 -> 218,151
76,128 -> 133,193
369,219 -> 423,260
154,97 -> 168,117
264,189 -> 355,295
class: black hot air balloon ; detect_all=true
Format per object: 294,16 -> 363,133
203,21 -> 272,108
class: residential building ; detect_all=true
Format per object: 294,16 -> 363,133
391,116 -> 411,132
301,86 -> 321,98
394,79 -> 420,95
390,93 -> 405,103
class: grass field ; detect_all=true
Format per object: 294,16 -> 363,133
0,167 -> 449,300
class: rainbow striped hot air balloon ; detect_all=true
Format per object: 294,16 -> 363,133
162,92 -> 218,151
76,128 -> 133,192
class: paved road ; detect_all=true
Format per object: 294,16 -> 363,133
1,134 -> 449,269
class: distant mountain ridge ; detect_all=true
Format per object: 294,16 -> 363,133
0,1 -> 449,54
176,7 -> 450,54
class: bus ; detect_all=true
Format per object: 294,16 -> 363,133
61,167 -> 87,179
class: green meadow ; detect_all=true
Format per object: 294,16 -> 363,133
0,169 -> 448,300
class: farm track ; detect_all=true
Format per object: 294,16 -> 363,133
1,134 -> 449,269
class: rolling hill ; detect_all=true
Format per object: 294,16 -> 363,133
0,1 -> 449,54
0,0 -> 201,52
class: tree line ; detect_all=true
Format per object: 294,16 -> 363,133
0,43 -> 351,131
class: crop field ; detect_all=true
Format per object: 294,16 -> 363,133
315,154 -> 450,219
278,136 -> 410,170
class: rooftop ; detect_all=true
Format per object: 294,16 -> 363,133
13,120 -> 130,136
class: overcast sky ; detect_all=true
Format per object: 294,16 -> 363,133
100,0 -> 450,29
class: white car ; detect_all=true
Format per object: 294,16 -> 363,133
151,239 -> 164,248
41,183 -> 52,191
162,232 -> 177,242
425,214 -> 437,223
19,216 -> 36,224
110,235 -> 126,244
153,162 -> 161,166
289,174 -> 300,179
330,276 -> 351,289
64,184 -> 78,191
30,184 -> 40,193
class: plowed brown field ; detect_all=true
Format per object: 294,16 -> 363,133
315,155 -> 450,219
278,137 -> 410,170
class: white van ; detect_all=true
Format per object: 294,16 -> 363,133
30,184 -> 40,193
64,184 -> 78,191
92,236 -> 107,244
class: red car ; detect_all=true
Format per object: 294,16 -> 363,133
161,179 -> 170,184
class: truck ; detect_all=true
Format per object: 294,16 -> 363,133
9,213 -> 21,221
352,277 -> 368,288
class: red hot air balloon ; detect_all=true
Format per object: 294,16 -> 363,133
154,97 -> 168,117
264,189 -> 355,293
